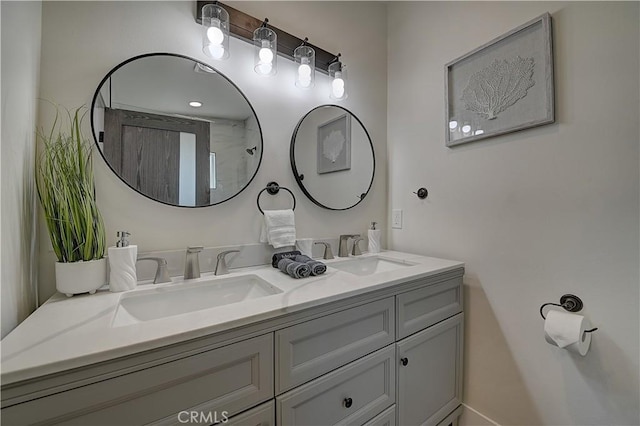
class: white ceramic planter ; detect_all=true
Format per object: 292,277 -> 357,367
55,258 -> 107,297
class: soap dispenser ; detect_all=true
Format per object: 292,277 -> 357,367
108,231 -> 138,292
368,221 -> 381,254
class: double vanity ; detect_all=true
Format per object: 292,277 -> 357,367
4,50 -> 463,425
1,251 -> 464,426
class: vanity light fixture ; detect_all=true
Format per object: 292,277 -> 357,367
253,19 -> 277,76
196,2 -> 338,73
202,2 -> 230,60
328,53 -> 347,100
294,38 -> 315,89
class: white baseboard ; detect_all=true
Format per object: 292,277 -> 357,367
459,404 -> 500,426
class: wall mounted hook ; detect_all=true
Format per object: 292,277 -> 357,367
413,188 -> 428,199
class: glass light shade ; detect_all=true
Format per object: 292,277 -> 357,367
328,59 -> 348,100
294,45 -> 315,89
253,26 -> 277,76
202,4 -> 230,60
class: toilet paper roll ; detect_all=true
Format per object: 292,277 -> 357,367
544,310 -> 592,356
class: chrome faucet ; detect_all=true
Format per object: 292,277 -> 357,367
338,234 -> 360,257
215,250 -> 240,275
137,257 -> 172,284
314,241 -> 334,260
351,237 -> 364,256
184,246 -> 203,279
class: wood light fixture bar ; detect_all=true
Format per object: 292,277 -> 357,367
196,1 -> 338,74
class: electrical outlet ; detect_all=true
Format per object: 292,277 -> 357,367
392,209 -> 403,229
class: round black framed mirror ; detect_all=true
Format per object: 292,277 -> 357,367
290,105 -> 375,210
91,53 -> 262,207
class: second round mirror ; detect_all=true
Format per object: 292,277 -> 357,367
290,105 -> 375,210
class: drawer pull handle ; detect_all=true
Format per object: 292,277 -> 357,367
343,397 -> 353,408
401,357 -> 409,366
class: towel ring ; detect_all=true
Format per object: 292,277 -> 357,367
257,182 -> 296,214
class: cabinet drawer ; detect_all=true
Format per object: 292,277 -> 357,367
276,297 -> 395,393
363,405 -> 396,426
396,277 -> 462,339
277,345 -> 395,426
226,400 -> 274,426
2,334 -> 273,425
149,397 -> 274,426
397,314 -> 463,426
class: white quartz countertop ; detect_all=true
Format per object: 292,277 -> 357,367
1,251 -> 463,385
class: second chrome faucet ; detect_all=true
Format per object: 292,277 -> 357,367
338,234 -> 361,257
215,250 -> 240,275
184,247 -> 241,279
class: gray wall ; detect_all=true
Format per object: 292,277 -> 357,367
387,2 -> 639,425
1,1 -> 42,338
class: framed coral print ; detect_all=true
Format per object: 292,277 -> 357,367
317,113 -> 351,174
445,13 -> 554,147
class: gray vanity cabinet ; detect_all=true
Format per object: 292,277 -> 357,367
1,268 -> 464,426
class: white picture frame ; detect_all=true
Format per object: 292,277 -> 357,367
317,113 -> 351,174
445,13 -> 554,147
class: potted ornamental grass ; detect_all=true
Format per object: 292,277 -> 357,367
36,104 -> 107,296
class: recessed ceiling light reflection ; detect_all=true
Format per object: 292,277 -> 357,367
461,124 -> 471,134
189,101 -> 203,108
449,120 -> 458,130
475,130 -> 484,135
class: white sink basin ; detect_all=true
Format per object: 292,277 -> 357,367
329,256 -> 417,276
112,275 -> 282,326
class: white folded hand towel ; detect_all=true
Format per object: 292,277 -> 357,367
260,209 -> 296,248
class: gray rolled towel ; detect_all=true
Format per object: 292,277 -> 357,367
277,258 -> 292,273
278,258 -> 311,279
294,255 -> 327,276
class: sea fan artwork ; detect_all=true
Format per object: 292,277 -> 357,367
461,56 -> 535,120
322,129 -> 346,163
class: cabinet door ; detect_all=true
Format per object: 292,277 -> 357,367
397,314 -> 463,426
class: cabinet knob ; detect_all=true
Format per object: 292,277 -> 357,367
401,357 -> 409,366
343,397 -> 353,408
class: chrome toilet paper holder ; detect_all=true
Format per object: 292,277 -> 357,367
540,294 -> 598,334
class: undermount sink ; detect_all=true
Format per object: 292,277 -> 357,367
329,256 -> 417,276
112,275 -> 282,326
